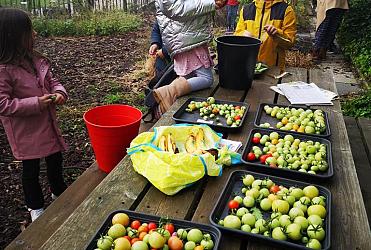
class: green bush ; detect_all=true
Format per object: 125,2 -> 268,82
32,11 -> 141,37
338,0 -> 371,80
341,89 -> 371,118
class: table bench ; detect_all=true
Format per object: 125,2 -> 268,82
7,67 -> 371,250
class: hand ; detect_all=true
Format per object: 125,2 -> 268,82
149,44 -> 159,56
241,30 -> 253,37
54,93 -> 66,105
264,25 -> 278,36
215,0 -> 227,9
156,49 -> 165,59
38,94 -> 53,110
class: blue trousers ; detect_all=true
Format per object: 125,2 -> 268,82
226,5 -> 239,32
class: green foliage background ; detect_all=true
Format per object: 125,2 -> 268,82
33,11 -> 141,37
338,0 -> 371,81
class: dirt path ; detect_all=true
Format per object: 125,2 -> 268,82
0,14 -> 154,249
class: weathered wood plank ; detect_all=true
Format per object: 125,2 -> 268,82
344,116 -> 371,226
358,117 -> 371,162
309,69 -> 371,249
6,163 -> 107,250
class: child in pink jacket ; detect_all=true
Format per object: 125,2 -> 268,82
0,8 -> 68,222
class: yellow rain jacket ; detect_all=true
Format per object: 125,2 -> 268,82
235,0 -> 297,71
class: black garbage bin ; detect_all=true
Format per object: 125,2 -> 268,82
216,36 -> 261,90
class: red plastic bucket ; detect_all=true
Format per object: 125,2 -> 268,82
83,105 -> 142,173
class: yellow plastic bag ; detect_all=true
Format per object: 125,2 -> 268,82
127,125 -> 223,195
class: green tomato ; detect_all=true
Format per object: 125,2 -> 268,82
241,224 -> 251,232
272,227 -> 287,241
131,241 -> 149,250
201,239 -> 214,250
294,216 -> 309,230
290,188 -> 304,200
284,134 -> 294,143
243,196 -> 255,208
306,238 -> 322,249
289,207 -> 304,220
107,224 -> 126,239
254,219 -> 268,233
269,132 -> 279,140
272,199 -> 290,214
246,188 -> 260,199
176,229 -> 188,240
259,188 -> 270,198
184,241 -> 196,250
223,215 -> 241,229
307,215 -> 323,226
270,218 -> 281,229
149,232 -> 166,248
97,236 -> 113,250
303,185 -> 319,199
279,215 -> 291,227
236,207 -> 249,218
283,195 -> 296,206
286,223 -> 302,241
243,174 -> 254,186
234,195 -> 243,204
312,196 -> 326,207
305,126 -> 315,134
260,198 -> 272,211
241,213 -> 256,227
307,224 -> 326,241
307,205 -> 327,219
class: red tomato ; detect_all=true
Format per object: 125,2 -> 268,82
123,235 -> 131,241
235,106 -> 241,109
164,223 -> 175,234
270,185 -> 280,194
131,238 -> 140,245
252,137 -> 260,144
168,236 -> 184,250
247,152 -> 256,161
148,222 -> 157,231
234,115 -> 241,121
260,154 -> 269,164
138,225 -> 148,233
228,200 -> 239,209
131,220 -> 141,230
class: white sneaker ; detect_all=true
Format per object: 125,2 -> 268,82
51,193 -> 58,201
28,208 -> 44,222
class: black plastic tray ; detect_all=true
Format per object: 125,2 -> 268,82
173,97 -> 250,132
241,128 -> 333,181
254,103 -> 331,138
86,209 -> 221,250
210,170 -> 331,250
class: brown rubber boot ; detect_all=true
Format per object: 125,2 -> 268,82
154,77 -> 191,113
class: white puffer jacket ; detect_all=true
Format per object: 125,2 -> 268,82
155,0 -> 216,58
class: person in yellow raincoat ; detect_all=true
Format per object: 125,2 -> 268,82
234,0 -> 297,72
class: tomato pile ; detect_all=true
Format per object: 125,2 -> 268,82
259,105 -> 326,135
218,175 -> 328,249
185,97 -> 246,127
245,131 -> 329,175
96,213 -> 215,250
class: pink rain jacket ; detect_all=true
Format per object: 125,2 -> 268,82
0,57 -> 67,160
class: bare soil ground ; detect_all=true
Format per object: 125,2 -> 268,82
0,14 -> 153,249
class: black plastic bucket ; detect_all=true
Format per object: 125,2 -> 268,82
216,36 -> 261,90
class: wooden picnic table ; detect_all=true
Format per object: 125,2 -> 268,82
7,67 -> 371,250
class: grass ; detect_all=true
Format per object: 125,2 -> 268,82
32,10 -> 141,36
341,89 -> 371,118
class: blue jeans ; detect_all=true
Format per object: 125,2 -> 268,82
186,66 -> 214,92
226,5 -> 239,32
